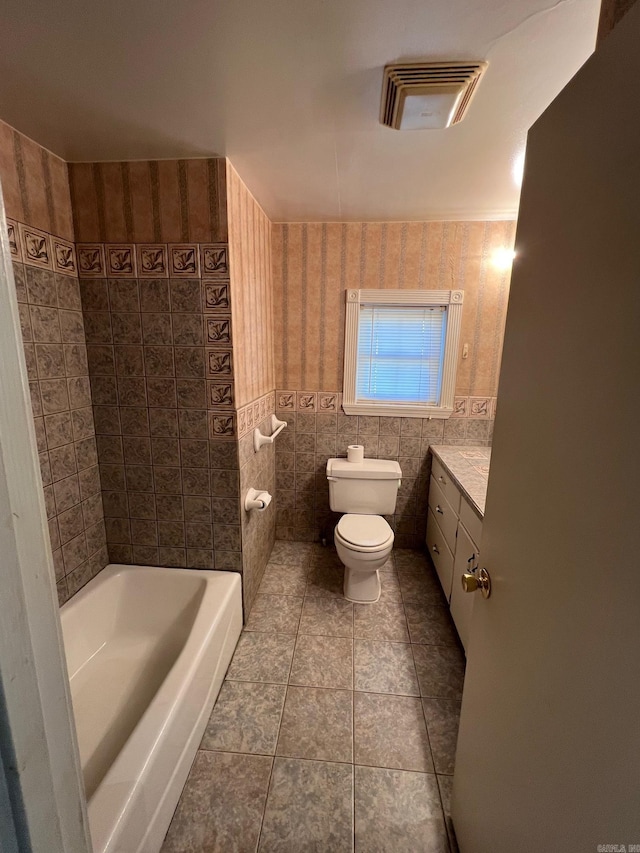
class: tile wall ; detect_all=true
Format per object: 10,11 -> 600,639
76,241 -> 242,572
274,400 -> 493,548
70,158 -> 276,617
0,120 -> 108,605
238,406 -> 277,614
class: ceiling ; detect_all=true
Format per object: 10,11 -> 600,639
0,0 -> 600,221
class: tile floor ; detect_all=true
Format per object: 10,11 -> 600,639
162,542 -> 465,852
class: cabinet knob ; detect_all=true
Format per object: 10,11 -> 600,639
462,567 -> 491,599
435,505 -> 444,514
432,544 -> 440,555
438,475 -> 446,484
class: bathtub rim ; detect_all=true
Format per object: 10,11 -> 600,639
61,563 -> 242,853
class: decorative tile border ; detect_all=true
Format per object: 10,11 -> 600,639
77,244 -> 105,277
19,223 -> 51,270
200,244 -> 228,277
468,397 -> 493,418
7,219 -> 22,262
204,315 -> 232,346
106,244 -> 136,277
207,380 -> 234,409
169,244 -> 200,277
136,244 -> 168,277
51,237 -> 77,276
275,390 -> 496,419
208,412 -> 236,441
236,390 -> 277,439
277,390 -> 342,413
75,241 -> 228,280
203,280 -> 231,312
206,348 -> 233,379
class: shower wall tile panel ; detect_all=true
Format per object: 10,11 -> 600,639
0,119 -> 108,606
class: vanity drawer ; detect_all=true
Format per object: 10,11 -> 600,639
430,457 -> 461,515
426,508 -> 455,601
428,477 -> 459,554
459,496 -> 483,549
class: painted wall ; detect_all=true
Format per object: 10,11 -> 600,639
68,159 -> 228,244
227,163 -> 275,408
272,220 -> 515,406
0,119 -> 108,604
227,165 -> 276,610
271,220 -> 514,544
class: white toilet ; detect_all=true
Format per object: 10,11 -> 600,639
326,457 -> 402,603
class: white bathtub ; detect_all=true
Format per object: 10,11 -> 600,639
60,564 -> 242,853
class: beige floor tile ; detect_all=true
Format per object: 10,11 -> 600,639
354,692 -> 433,772
201,681 -> 286,755
276,686 -> 353,762
289,634 -> 353,690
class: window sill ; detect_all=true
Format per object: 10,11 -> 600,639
341,402 -> 453,418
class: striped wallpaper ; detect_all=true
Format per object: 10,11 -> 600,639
272,220 -> 516,398
0,119 -> 74,241
68,157 -> 228,244
227,163 -> 275,408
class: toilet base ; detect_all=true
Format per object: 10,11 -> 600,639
343,566 -> 381,604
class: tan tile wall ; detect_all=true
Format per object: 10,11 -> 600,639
68,159 -> 228,244
227,163 -> 275,407
0,120 -> 108,605
79,268 -> 242,572
12,259 -> 109,603
274,406 -> 492,547
238,407 -> 276,615
272,220 -> 516,398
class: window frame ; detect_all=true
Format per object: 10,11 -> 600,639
342,288 -> 464,418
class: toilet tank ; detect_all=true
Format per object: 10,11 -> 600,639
326,458 -> 402,515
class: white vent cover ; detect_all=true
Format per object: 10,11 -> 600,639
380,61 -> 488,130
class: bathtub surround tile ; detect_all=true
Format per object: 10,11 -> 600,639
276,686 -> 353,763
422,697 -> 462,775
354,692 -> 433,773
226,631 -> 295,684
354,766 -> 449,853
162,750 -> 272,853
258,758 -> 353,852
354,639 -> 419,697
289,634 -> 353,690
201,681 -> 286,755
245,594 -> 303,635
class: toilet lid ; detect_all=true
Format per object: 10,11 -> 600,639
336,514 -> 393,548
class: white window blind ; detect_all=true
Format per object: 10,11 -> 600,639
356,304 -> 447,405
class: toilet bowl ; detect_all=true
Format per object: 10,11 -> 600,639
334,513 -> 394,603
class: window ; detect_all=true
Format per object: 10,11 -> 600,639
342,288 -> 464,417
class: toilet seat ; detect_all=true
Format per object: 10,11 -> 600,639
335,514 -> 393,552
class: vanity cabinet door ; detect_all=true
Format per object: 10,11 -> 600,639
450,522 -> 480,653
428,477 -> 459,554
426,507 -> 455,601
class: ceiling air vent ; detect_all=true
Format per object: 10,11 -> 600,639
380,61 -> 488,130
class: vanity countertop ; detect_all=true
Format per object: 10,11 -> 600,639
429,445 -> 491,518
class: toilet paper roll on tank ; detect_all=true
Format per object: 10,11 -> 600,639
347,445 -> 364,464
